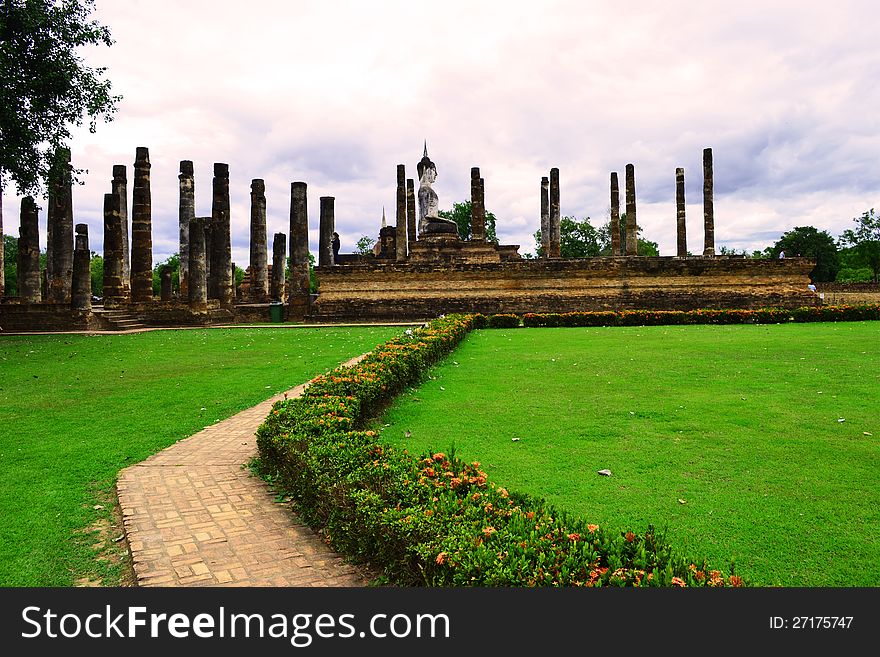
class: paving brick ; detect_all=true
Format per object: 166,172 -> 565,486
117,355 -> 376,587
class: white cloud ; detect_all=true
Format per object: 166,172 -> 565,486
3,0 -> 877,264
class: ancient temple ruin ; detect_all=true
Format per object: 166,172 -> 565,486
0,143 -> 819,332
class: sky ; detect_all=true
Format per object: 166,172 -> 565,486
3,0 -> 879,265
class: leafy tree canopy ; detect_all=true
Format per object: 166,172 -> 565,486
0,0 -> 120,195
535,213 -> 658,257
770,226 -> 839,282
438,200 -> 498,243
355,235 -> 376,256
838,209 -> 880,283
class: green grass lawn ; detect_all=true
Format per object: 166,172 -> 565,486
0,325 -> 401,586
378,322 -> 880,586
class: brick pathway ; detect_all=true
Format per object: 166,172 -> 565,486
116,355 -> 374,587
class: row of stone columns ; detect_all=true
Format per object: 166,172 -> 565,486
606,147 -> 715,257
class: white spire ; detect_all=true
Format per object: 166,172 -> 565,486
381,206 -> 386,228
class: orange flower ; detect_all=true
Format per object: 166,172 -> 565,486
482,526 -> 497,537
671,577 -> 686,587
728,575 -> 743,587
568,533 -> 581,542
435,552 -> 448,565
587,524 -> 599,533
625,531 -> 636,542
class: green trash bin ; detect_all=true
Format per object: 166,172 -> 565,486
269,302 -> 284,323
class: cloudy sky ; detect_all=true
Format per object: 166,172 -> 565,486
3,0 -> 879,264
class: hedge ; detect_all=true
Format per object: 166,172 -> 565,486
504,304 -> 879,328
256,314 -> 743,587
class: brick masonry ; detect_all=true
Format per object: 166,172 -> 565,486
309,256 -> 819,321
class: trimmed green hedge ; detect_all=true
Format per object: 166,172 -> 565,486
513,304 -> 879,328
256,314 -> 743,587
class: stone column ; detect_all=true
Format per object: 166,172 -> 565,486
160,265 -> 172,302
676,167 -> 687,257
319,196 -> 335,266
211,163 -> 234,306
395,165 -> 407,260
249,178 -> 268,302
271,232 -> 286,301
540,176 -> 550,257
102,192 -> 126,302
625,163 -> 638,256
610,172 -> 621,256
178,161 -> 194,298
549,168 -> 561,258
288,182 -> 310,318
406,178 -> 417,246
703,147 -> 715,256
470,167 -> 486,241
71,224 -> 91,310
47,148 -> 73,303
130,147 -> 154,302
112,165 -> 130,297
188,217 -> 208,310
17,196 -> 41,303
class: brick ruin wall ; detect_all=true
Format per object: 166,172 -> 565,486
308,256 -> 820,322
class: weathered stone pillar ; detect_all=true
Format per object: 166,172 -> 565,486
540,177 -> 550,257
188,217 -> 208,310
610,172 -> 621,256
319,196 -> 335,267
178,160 -> 194,298
71,224 -> 91,310
625,163 -> 638,256
703,147 -> 715,256
211,163 -> 234,306
470,167 -> 486,241
103,192 -> 126,302
271,232 -> 286,301
159,265 -> 172,302
130,147 -> 154,302
249,178 -> 268,302
395,165 -> 407,260
549,168 -> 561,258
47,148 -> 73,303
676,167 -> 687,257
288,182 -> 310,318
406,178 -> 416,246
111,165 -> 129,297
17,196 -> 41,303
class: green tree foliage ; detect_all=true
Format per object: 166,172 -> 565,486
835,246 -> 874,283
0,0 -> 120,195
534,213 -> 660,258
355,235 -> 376,255
438,200 -> 498,242
152,253 -> 179,295
89,251 -> 102,297
769,226 -> 839,282
838,209 -> 880,283
3,233 -> 17,295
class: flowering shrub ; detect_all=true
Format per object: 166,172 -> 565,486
486,313 -> 521,328
521,304 -> 880,328
256,313 -> 744,587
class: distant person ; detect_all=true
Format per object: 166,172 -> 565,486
778,250 -> 785,259
331,232 -> 340,263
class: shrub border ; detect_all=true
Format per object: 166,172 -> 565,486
256,314 -> 750,587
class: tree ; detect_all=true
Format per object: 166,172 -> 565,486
355,235 -> 376,256
534,213 -> 660,258
1,0 -> 120,195
769,226 -> 839,282
596,214 -> 659,256
3,233 -> 17,296
152,253 -> 179,295
838,209 -> 880,283
89,251 -> 102,297
438,200 -> 498,242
